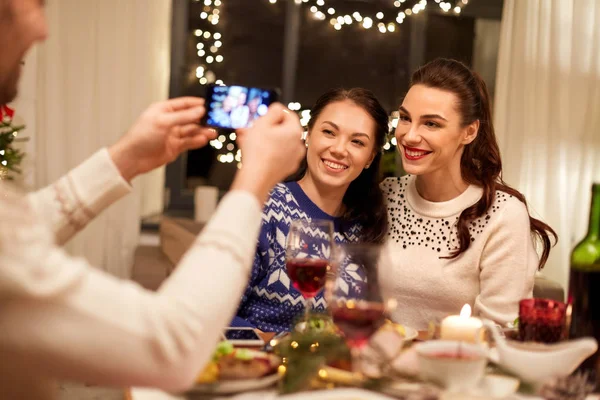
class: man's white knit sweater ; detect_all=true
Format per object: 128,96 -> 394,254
0,149 -> 262,398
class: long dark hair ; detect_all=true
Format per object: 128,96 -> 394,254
410,58 -> 557,269
291,88 -> 389,243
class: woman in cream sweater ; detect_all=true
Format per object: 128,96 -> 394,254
381,59 -> 557,329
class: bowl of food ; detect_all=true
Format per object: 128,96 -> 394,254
192,341 -> 281,394
415,340 -> 488,392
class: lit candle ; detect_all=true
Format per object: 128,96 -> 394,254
440,304 -> 484,343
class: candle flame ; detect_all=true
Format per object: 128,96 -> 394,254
460,304 -> 472,318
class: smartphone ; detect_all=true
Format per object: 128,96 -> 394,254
201,84 -> 279,130
222,327 -> 265,347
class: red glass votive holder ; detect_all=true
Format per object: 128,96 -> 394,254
519,298 -> 566,343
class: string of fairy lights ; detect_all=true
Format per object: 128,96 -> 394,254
263,0 -> 470,152
192,0 -> 225,86
267,0 -> 470,34
192,0 -> 235,164
191,1 -> 311,165
192,0 -> 470,165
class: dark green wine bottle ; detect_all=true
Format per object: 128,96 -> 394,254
569,183 -> 600,386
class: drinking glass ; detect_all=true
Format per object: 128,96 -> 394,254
326,242 -> 397,372
285,219 -> 334,322
519,298 -> 567,343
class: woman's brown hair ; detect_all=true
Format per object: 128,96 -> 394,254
410,58 -> 557,269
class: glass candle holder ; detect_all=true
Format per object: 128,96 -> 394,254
519,298 -> 567,343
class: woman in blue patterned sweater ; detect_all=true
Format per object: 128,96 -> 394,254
234,88 -> 389,332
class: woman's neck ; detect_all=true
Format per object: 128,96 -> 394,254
415,167 -> 470,202
297,174 -> 346,217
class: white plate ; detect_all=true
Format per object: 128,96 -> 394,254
188,372 -> 281,394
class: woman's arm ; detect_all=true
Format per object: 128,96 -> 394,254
474,198 -> 539,325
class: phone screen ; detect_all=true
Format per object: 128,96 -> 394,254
203,84 -> 279,130
223,328 -> 263,341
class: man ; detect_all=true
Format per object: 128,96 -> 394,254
0,0 -> 305,398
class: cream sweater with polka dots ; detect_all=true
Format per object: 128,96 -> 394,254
381,175 -> 539,330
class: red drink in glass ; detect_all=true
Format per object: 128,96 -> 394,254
286,258 -> 328,298
519,298 -> 566,343
332,300 -> 387,349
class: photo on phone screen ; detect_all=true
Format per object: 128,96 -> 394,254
202,84 -> 279,130
223,328 -> 263,341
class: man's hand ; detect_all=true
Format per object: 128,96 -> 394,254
231,104 -> 305,203
109,97 -> 217,182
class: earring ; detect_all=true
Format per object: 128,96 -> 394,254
305,141 -> 309,148
365,164 -> 371,169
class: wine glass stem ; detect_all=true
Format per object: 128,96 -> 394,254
304,296 -> 312,321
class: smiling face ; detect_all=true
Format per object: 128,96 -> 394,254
305,100 -> 377,193
395,84 -> 478,179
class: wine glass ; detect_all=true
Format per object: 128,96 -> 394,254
326,242 -> 397,372
285,219 -> 334,323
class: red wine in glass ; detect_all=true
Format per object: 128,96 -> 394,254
518,298 -> 566,343
332,300 -> 387,349
287,258 -> 328,298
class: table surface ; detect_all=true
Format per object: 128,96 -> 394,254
124,331 -> 598,400
126,387 -> 600,400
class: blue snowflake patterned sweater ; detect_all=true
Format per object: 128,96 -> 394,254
234,181 -> 363,333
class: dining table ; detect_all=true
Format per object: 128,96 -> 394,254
123,329 -> 599,400
125,387 -> 600,400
